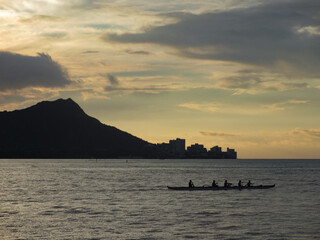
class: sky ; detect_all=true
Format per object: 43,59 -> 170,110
0,0 -> 320,158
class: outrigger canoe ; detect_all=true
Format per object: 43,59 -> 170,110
167,184 -> 275,191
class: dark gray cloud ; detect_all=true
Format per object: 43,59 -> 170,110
105,74 -> 119,86
81,50 -> 99,54
219,73 -> 309,91
282,82 -> 308,89
125,49 -> 151,55
105,0 -> 320,75
220,75 -> 263,90
0,52 -> 70,91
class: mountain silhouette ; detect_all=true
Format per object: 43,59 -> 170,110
0,98 -> 153,158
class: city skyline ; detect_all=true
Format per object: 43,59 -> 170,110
157,138 -> 237,159
1,0 -> 319,158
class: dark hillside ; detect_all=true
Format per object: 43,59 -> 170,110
0,98 -> 153,158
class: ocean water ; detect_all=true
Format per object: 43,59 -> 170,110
0,159 -> 319,240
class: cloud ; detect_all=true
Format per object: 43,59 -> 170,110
179,98 -> 309,115
81,50 -> 99,54
286,100 -> 309,104
105,74 -> 119,86
41,32 -> 67,39
200,131 -> 238,137
216,71 -> 309,93
69,0 -> 102,9
81,90 -> 110,101
292,128 -> 320,139
297,26 -> 320,36
0,87 -> 61,111
104,0 -> 320,76
19,14 -> 63,23
125,49 -> 151,55
0,52 -> 70,91
104,85 -> 172,93
103,73 -> 183,93
263,99 -> 309,112
179,102 -> 220,113
218,75 -> 263,90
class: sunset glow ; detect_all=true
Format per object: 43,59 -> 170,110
1,0 -> 319,158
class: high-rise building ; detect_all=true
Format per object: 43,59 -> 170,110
226,147 -> 237,159
186,143 -> 208,158
157,138 -> 186,158
208,145 -> 222,158
169,138 -> 186,158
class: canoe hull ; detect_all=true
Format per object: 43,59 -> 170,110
167,184 -> 275,191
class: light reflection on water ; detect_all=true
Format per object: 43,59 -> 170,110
0,159 -> 319,239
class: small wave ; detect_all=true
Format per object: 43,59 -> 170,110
246,231 -> 263,236
184,235 -> 197,239
40,211 -> 55,216
127,213 -> 140,217
128,221 -> 146,226
52,205 -> 66,209
228,213 -> 246,217
2,211 -> 19,215
146,229 -> 163,233
138,237 -> 159,240
64,208 -> 90,214
6,224 -> 18,228
197,211 -> 221,216
26,199 -> 39,203
87,211 -> 105,216
217,225 -> 239,230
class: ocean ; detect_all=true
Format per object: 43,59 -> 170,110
0,159 -> 319,239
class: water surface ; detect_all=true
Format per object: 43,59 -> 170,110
1,159 -> 319,239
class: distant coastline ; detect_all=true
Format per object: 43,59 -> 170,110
0,98 -> 237,159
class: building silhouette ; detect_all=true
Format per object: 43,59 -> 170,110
156,138 -> 186,159
208,145 -> 222,158
186,143 -> 208,158
156,138 -> 237,159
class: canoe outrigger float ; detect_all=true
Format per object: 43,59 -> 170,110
167,184 -> 275,191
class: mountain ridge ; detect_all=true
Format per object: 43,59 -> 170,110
0,98 -> 153,158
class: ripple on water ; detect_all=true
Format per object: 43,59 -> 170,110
64,207 -> 90,214
2,210 -> 19,215
40,210 -> 56,216
0,158 -> 319,240
196,210 -> 221,216
52,205 -> 67,209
